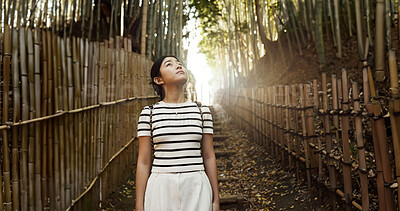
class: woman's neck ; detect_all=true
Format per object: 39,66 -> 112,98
162,85 -> 186,103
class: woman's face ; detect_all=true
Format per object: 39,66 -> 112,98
157,57 -> 188,86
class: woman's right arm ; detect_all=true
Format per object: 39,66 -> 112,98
135,136 -> 152,211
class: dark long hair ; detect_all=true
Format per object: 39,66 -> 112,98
150,55 -> 178,101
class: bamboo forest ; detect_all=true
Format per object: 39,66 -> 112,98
1,0 -> 400,210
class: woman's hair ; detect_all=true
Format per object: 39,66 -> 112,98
150,55 -> 179,100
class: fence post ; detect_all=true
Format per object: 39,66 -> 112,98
351,81 -> 369,211
339,69 -> 353,204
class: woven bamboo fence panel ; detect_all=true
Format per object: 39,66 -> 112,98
216,66 -> 400,211
0,25 -> 157,210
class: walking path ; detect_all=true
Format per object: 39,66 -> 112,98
103,104 -> 340,210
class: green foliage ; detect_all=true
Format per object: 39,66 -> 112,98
189,0 -> 222,29
198,30 -> 227,69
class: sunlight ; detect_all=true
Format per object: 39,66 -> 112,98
185,18 -> 214,106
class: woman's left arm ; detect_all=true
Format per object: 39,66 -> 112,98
202,133 -> 220,211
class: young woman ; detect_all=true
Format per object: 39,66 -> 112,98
135,56 -> 220,211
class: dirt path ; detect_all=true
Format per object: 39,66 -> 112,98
103,105 -> 343,210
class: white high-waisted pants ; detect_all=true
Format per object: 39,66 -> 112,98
144,170 -> 212,211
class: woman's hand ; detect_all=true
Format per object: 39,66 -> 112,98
212,199 -> 220,211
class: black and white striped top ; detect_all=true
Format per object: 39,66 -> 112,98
137,99 -> 213,172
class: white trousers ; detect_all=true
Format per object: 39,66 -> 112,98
144,170 -> 213,211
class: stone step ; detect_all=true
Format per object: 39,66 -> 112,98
218,176 -> 236,182
215,151 -> 234,158
220,195 -> 246,205
214,126 -> 223,132
213,135 -> 229,142
213,143 -> 225,149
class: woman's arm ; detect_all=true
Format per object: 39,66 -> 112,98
202,133 -> 220,210
135,136 -> 153,211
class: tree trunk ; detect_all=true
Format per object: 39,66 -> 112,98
316,0 -> 326,69
333,0 -> 342,58
141,0 -> 148,55
254,0 -> 278,59
355,0 -> 364,59
375,0 -> 385,82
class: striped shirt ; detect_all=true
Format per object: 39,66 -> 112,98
137,99 -> 213,172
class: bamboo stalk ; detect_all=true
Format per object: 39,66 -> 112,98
388,50 -> 400,211
292,85 -> 300,180
67,36 -> 75,202
41,28 -> 49,210
46,29 -> 55,211
299,84 -> 311,188
340,69 -> 353,204
82,38 -> 89,189
273,86 -> 278,158
262,87 -> 267,148
331,75 -> 339,141
11,26 -> 20,211
279,86 -> 285,163
313,79 -> 322,181
72,36 -> 81,198
333,0 -> 342,58
34,27 -> 43,211
61,37 -> 71,206
351,81 -> 369,211
365,65 -> 391,211
354,0 -> 364,59
322,73 -> 336,191
2,24 -> 11,211
53,33 -> 62,211
375,0 -> 385,81
285,85 -> 291,169
27,26 -> 39,210
20,25 -> 30,211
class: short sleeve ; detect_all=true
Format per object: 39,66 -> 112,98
201,106 -> 213,134
137,106 -> 151,137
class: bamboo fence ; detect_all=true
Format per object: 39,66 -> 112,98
0,25 -> 157,210
216,62 -> 400,210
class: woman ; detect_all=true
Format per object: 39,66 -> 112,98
135,55 -> 220,211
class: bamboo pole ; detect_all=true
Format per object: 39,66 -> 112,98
20,25 -> 30,211
365,66 -> 391,211
61,37 -> 71,206
27,26 -> 39,210
72,35 -> 80,200
292,85 -> 300,179
284,85 -> 291,168
354,0 -> 364,59
313,79 -> 323,181
255,87 -> 260,141
340,69 -> 352,204
53,32 -> 62,211
11,26 -> 20,211
375,0 -> 385,81
333,0 -> 342,58
41,28 -> 49,211
351,81 -> 369,211
273,86 -> 278,158
388,50 -> 400,211
299,84 -> 311,188
141,0 -> 148,55
331,75 -> 339,144
34,28 -> 43,211
279,86 -> 285,162
304,84 -> 316,182
82,38 -> 89,190
322,73 -> 336,191
2,24 -> 11,211
46,29 -> 55,211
